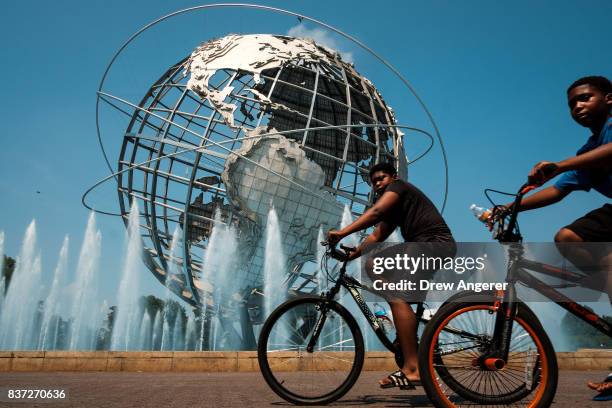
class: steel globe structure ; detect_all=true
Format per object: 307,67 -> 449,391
114,34 -> 407,309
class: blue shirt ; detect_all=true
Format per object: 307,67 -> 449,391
554,117 -> 612,198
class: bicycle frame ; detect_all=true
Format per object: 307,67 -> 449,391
341,272 -> 419,351
307,258 -> 406,353
514,254 -> 612,336
308,254 -> 483,354
488,184 -> 612,363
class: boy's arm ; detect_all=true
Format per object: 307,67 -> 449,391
516,142 -> 611,212
328,190 -> 400,244
529,142 -> 612,184
557,142 -> 612,172
505,185 -> 569,213
347,221 -> 395,260
516,185 -> 570,211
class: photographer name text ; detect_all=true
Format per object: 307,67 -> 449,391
372,279 -> 508,292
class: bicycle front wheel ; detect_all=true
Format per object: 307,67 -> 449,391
419,294 -> 558,407
257,296 -> 364,405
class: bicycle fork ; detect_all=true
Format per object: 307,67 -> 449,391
306,274 -> 344,353
482,284 -> 518,370
306,301 -> 330,353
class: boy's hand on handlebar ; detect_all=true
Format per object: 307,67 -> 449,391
330,249 -> 357,262
322,239 -> 359,262
488,205 -> 511,231
475,208 -> 497,231
484,210 -> 495,231
528,161 -> 560,186
327,229 -> 344,246
345,247 -> 361,261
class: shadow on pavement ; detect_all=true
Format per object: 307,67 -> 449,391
270,393 -> 434,407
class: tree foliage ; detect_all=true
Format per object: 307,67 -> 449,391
561,309 -> 612,350
1,255 -> 15,293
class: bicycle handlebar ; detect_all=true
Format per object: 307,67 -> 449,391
503,184 -> 530,241
321,241 -> 356,262
496,163 -> 558,241
487,182 -> 539,243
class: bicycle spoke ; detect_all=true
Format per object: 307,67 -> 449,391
259,298 -> 363,404
437,344 -> 482,356
317,339 -> 355,350
425,304 -> 552,407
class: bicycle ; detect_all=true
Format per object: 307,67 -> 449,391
257,242 -> 510,405
417,182 -> 612,407
258,242 -> 417,405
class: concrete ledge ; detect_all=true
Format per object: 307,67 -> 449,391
557,349 -> 612,370
0,349 -> 609,372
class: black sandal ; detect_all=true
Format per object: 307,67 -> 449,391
379,370 -> 421,390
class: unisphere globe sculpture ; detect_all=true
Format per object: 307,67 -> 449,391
115,34 -> 408,336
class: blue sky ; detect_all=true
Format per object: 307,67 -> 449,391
0,1 -> 610,320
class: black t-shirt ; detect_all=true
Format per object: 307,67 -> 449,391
380,180 -> 453,242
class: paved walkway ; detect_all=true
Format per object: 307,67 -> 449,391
0,370 -> 608,407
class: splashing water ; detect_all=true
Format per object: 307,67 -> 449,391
69,213 -> 101,350
39,235 -> 69,350
387,229 -> 402,243
263,207 -> 286,318
92,300 -> 110,350
166,226 -> 183,284
138,311 -> 152,350
159,225 -> 183,351
0,215 -> 210,351
160,312 -> 171,351
111,201 -> 143,351
316,227 -> 327,295
172,314 -> 184,350
339,205 -> 372,350
339,204 -> 363,283
0,220 -> 43,350
184,312 -> 196,351
198,308 -> 206,351
340,205 -> 360,253
201,210 -> 239,350
151,310 -> 162,350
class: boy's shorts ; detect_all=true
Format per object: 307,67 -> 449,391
565,204 -> 612,242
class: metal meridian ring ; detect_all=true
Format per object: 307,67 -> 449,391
83,123 -> 435,216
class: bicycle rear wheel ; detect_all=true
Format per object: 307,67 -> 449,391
419,294 -> 558,407
257,296 -> 364,405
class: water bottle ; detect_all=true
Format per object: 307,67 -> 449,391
470,204 -> 491,223
373,303 -> 394,334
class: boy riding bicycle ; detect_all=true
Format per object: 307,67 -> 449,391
327,162 -> 454,389
498,75 -> 611,401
